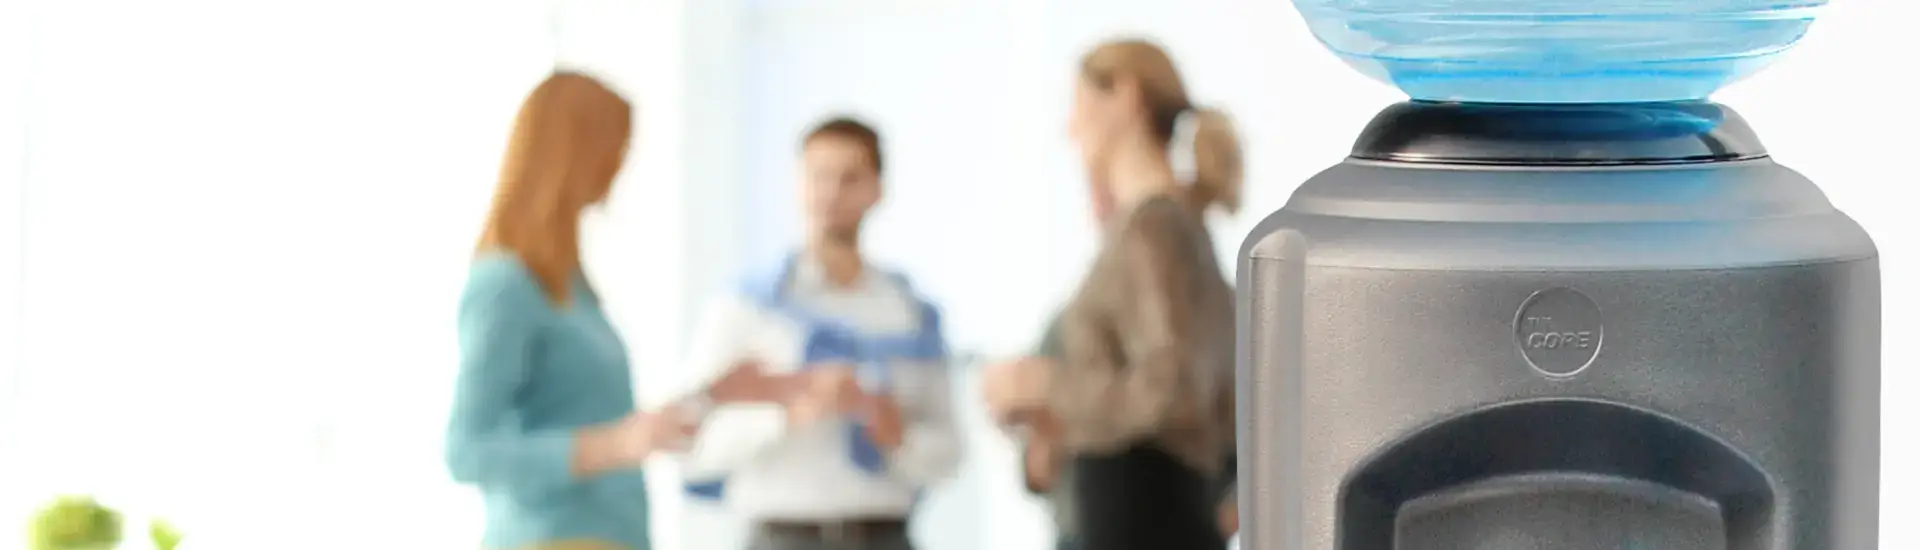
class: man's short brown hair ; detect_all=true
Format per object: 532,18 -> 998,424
802,116 -> 883,174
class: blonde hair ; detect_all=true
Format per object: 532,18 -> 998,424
476,71 -> 633,304
1081,39 -> 1244,214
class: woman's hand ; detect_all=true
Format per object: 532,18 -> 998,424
1217,498 -> 1238,536
1023,433 -> 1061,492
573,408 -> 699,476
1018,407 -> 1066,492
981,357 -> 1054,421
634,407 -> 701,455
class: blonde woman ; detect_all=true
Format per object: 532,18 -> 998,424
446,71 -> 693,550
983,39 -> 1241,550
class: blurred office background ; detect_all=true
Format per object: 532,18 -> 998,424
0,0 -> 1913,549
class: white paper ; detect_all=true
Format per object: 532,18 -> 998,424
679,403 -> 787,479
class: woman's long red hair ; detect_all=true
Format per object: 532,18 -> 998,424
476,71 -> 632,305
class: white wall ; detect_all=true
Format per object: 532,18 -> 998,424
729,2 -> 1386,549
6,1 -> 548,546
734,0 -> 1408,353
0,0 -> 740,548
0,4 -> 27,544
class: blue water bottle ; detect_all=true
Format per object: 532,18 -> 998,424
1239,2 -> 1877,549
1297,0 -> 1827,104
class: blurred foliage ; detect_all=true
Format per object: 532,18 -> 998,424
27,496 -> 122,550
149,519 -> 183,550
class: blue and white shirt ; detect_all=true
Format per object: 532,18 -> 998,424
671,253 -> 963,521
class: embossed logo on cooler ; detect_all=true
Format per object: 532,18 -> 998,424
1515,287 -> 1604,377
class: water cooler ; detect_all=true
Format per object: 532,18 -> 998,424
1237,2 -> 1879,549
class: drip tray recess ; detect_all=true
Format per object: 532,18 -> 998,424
1395,473 -> 1726,550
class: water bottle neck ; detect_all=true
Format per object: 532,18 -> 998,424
1349,101 -> 1767,167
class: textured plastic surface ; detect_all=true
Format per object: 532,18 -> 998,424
1236,103 -> 1879,549
1294,0 -> 1826,103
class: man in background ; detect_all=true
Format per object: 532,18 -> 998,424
669,116 -> 964,550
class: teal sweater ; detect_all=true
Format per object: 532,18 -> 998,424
446,253 -> 652,550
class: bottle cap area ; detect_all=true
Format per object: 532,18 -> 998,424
1349,101 -> 1770,166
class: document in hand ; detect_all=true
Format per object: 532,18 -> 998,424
664,351 -> 801,480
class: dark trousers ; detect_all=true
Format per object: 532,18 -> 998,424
1070,446 -> 1227,550
746,521 -> 914,550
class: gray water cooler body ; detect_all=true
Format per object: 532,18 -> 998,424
1236,102 -> 1879,549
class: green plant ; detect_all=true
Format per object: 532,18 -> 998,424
27,495 -> 122,550
149,519 -> 183,550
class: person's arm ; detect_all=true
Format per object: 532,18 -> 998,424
1019,313 -> 1069,494
1019,410 -> 1067,493
1218,482 -> 1239,535
444,259 -> 632,497
675,296 -> 792,478
878,358 -> 965,484
1048,201 -> 1209,452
